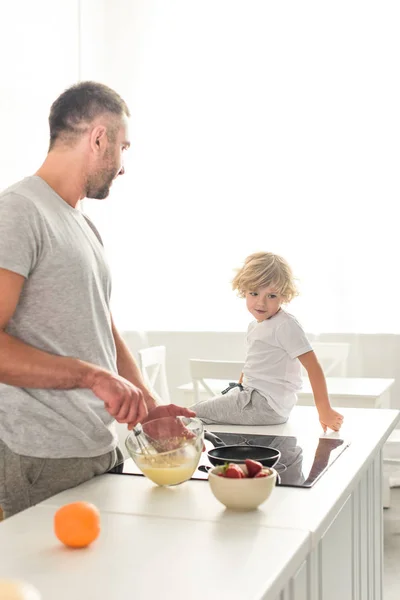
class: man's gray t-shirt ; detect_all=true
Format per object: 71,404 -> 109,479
0,176 -> 119,458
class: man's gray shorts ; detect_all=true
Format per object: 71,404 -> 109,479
0,438 -> 123,518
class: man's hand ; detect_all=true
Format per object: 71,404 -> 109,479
90,371 -> 148,428
140,404 -> 203,451
318,408 -> 344,433
142,403 -> 196,425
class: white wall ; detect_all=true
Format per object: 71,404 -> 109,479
0,0 -> 80,190
82,0 -> 400,335
79,0 -> 107,80
2,3 -> 399,414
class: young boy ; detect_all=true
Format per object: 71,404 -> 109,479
193,252 -> 343,432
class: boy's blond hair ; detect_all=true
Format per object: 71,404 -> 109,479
232,252 -> 298,302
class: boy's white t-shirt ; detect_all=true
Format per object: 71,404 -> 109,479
242,309 -> 312,418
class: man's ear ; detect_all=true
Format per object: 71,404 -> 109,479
90,125 -> 108,153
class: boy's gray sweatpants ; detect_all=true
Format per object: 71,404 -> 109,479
193,386 -> 288,426
0,438 -> 123,518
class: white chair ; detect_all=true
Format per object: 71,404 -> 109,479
138,345 -> 171,405
301,342 -> 350,377
121,330 -> 150,361
190,359 -> 244,404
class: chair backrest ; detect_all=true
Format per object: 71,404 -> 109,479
302,342 -> 350,377
121,330 -> 150,361
189,359 -> 244,404
138,345 -> 170,404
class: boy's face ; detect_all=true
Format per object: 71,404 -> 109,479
245,285 -> 283,322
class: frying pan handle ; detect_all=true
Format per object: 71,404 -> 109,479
204,430 -> 226,447
198,465 -> 212,473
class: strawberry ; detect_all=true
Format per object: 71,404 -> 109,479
254,471 -> 268,478
245,459 -> 263,478
223,463 -> 245,478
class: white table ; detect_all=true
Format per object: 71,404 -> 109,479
1,407 -> 399,600
298,376 -> 394,409
177,376 -> 395,409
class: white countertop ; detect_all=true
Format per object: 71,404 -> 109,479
1,406 -> 398,600
43,407 -> 400,542
0,505 -> 309,600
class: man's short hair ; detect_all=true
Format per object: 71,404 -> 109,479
48,81 -> 130,150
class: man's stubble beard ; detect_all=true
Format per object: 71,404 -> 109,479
86,154 -> 117,200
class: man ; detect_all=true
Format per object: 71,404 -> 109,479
0,81 -> 194,518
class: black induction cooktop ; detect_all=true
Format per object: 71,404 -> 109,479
109,432 -> 350,488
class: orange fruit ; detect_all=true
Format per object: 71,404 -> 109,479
54,502 -> 100,548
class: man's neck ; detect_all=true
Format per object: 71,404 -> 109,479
35,153 -> 85,208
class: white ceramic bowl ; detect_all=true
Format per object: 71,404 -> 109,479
208,464 -> 277,510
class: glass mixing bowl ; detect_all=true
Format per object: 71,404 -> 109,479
125,416 -> 204,486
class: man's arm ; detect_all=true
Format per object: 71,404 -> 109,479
0,268 -> 98,389
111,317 -> 158,411
0,267 -> 148,427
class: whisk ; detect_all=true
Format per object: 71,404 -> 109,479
132,424 -> 157,455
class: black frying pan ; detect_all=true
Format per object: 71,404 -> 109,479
204,430 -> 281,468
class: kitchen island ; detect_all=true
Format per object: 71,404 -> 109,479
0,406 -> 398,600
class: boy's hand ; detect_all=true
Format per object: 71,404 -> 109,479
318,408 -> 344,433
